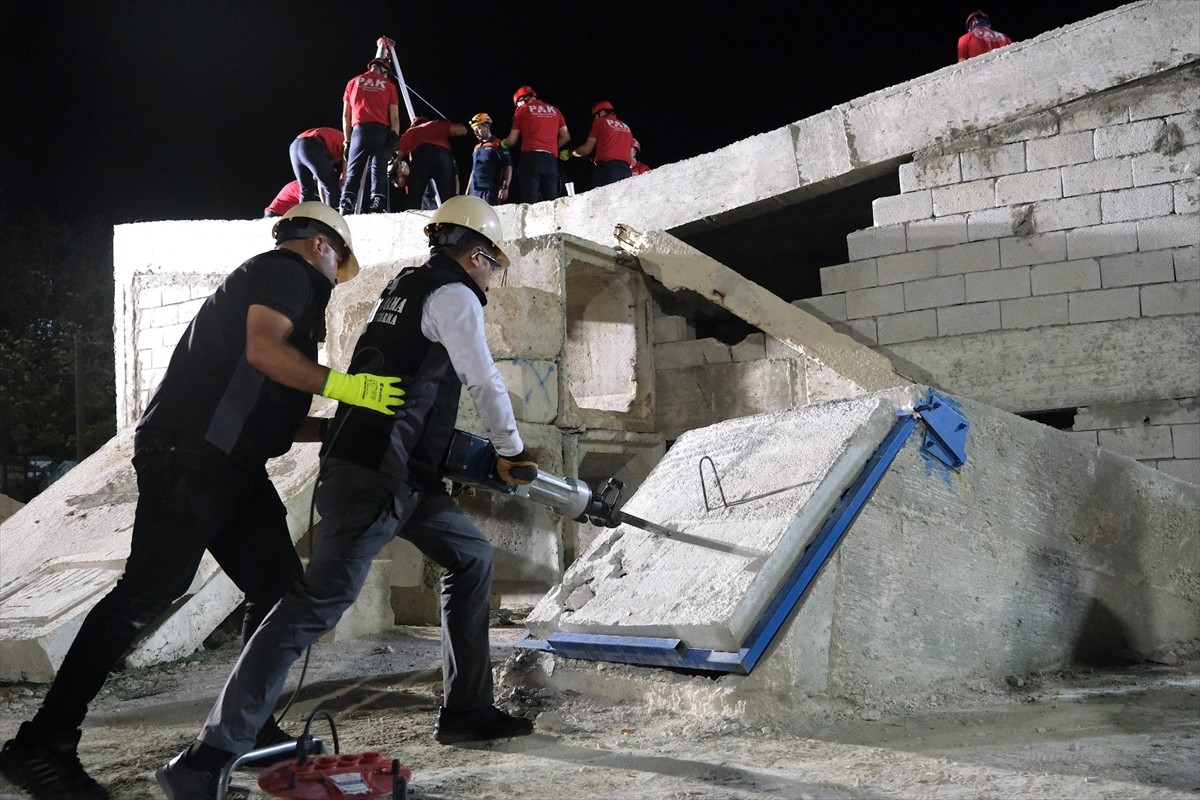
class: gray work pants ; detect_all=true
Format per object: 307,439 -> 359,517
198,459 -> 496,754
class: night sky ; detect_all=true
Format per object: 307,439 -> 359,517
1,1 -> 1127,228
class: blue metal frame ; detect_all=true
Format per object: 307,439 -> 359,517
516,393 -> 966,674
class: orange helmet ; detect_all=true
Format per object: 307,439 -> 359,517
591,101 -> 614,116
512,85 -> 536,105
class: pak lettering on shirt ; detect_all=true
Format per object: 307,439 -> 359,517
958,27 -> 1012,60
400,120 -> 454,154
512,100 -> 565,153
298,127 -> 346,165
344,72 -> 399,126
589,115 -> 634,164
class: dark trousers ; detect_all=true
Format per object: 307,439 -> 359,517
593,159 -> 632,187
289,136 -> 341,208
406,145 -> 457,211
30,431 -> 301,738
343,122 -> 392,211
200,459 -> 496,754
468,186 -> 502,205
517,151 -> 559,204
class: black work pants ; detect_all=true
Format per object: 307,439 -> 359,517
406,145 -> 457,211
29,430 -> 302,737
593,159 -> 632,187
343,122 -> 392,211
517,151 -> 559,204
290,136 -> 341,208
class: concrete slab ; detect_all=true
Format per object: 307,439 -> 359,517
527,393 -> 903,651
0,430 -> 325,681
523,389 -> 1200,717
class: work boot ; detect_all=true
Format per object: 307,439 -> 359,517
339,200 -> 356,216
0,722 -> 109,800
434,705 -> 534,744
156,750 -> 219,800
367,194 -> 388,214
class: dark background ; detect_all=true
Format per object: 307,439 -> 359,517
1,1 -> 1127,224
0,1 -> 1127,498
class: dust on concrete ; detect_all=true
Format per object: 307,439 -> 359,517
0,625 -> 1197,800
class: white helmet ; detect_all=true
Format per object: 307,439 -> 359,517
423,195 -> 509,268
275,201 -> 360,283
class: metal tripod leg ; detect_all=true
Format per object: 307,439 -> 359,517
215,736 -> 326,800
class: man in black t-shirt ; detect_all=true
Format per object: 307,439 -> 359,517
0,203 -> 404,800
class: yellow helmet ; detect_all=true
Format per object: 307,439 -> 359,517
469,113 -> 493,128
423,195 -> 509,268
275,201 -> 360,283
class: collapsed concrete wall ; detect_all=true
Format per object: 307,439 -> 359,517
801,64 -> 1199,484
5,1 -> 1194,680
518,389 -> 1200,717
0,433 -> 322,681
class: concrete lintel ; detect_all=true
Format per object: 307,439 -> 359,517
615,226 -> 909,394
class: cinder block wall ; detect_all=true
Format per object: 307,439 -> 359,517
802,65 -> 1199,483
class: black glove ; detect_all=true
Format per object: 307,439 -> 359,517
497,449 -> 538,485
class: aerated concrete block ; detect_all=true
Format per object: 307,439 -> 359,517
1138,214 -> 1200,251
655,360 -> 803,441
654,338 -> 732,370
1142,281 -> 1200,317
1095,119 -> 1166,159
1032,259 -> 1101,295
1062,158 -> 1133,197
1101,185 -> 1176,222
966,267 -> 1032,302
1068,287 -> 1141,323
1099,251 -> 1175,288
931,178 -> 997,217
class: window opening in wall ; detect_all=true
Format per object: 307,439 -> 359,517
1018,408 -> 1078,431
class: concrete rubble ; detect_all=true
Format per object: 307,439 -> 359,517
1,0 -> 1196,722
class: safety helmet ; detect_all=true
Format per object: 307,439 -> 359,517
423,195 -> 509,268
274,201 -> 360,283
965,11 -> 989,29
366,57 -> 392,75
512,85 -> 536,105
591,101 -> 614,116
410,116 -> 429,127
470,112 -> 493,128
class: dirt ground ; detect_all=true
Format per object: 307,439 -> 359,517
0,625 -> 1197,800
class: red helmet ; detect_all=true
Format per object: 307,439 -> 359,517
965,11 -> 989,29
512,85 -> 536,105
591,101 -> 615,116
367,57 -> 392,75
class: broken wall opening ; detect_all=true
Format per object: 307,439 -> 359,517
675,172 -> 899,303
564,267 -> 640,413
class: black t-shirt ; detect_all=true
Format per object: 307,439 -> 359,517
138,249 -> 333,465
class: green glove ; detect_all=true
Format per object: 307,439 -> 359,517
322,370 -> 405,415
559,148 -> 571,161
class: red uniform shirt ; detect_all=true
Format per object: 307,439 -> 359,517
297,127 -> 345,166
265,180 -> 302,216
958,26 -> 1012,60
343,71 -> 399,126
588,114 -> 634,164
400,120 -> 454,154
510,99 -> 566,154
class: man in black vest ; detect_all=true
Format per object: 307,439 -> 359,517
0,203 -> 404,800
159,196 -> 538,799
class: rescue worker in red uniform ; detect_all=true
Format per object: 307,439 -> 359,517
631,139 -> 651,176
501,86 -> 569,204
289,126 -> 345,208
263,180 -> 302,218
567,101 -> 635,188
341,58 -> 400,214
958,10 -> 1012,61
396,117 -> 469,210
466,113 -> 513,205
